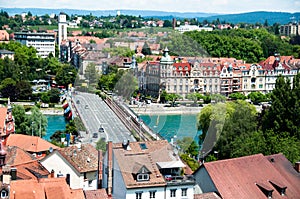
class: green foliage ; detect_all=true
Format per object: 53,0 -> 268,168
25,106 -> 48,137
15,80 -> 33,100
12,104 -> 27,134
141,42 -> 152,55
55,64 -> 77,88
103,46 -> 135,57
0,78 -> 17,100
84,63 -> 100,88
229,92 -> 246,100
180,153 -> 200,171
164,93 -> 182,107
247,91 -> 267,103
96,138 -> 107,152
114,70 -> 138,100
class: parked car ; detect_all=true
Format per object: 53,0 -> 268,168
92,133 -> 98,138
99,127 -> 105,133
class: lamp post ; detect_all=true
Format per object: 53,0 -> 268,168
31,121 -> 35,136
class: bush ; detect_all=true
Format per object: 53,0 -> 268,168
180,153 -> 200,171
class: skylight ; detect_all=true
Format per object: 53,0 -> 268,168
139,143 -> 147,150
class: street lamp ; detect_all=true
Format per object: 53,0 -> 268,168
31,121 -> 35,136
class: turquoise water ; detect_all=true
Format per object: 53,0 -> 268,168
140,114 -> 202,144
44,115 -> 67,141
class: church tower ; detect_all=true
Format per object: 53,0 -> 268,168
58,12 -> 68,55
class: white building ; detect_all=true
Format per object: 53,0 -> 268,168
175,24 -> 213,33
14,31 -> 55,58
102,140 -> 195,199
41,143 -> 100,190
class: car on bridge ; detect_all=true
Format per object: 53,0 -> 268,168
92,133 -> 98,138
99,127 -> 105,133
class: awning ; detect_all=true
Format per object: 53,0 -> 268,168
156,161 -> 186,169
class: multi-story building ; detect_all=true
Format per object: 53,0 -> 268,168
241,64 -> 266,95
14,31 -> 55,58
102,140 -> 195,199
259,54 -> 299,93
280,23 -> 300,36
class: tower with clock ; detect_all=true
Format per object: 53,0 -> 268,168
5,98 -> 14,137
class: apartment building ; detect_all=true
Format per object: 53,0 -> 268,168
14,31 -> 55,58
280,23 -> 300,36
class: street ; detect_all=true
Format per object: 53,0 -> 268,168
72,92 -> 135,145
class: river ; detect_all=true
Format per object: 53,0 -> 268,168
44,115 -> 67,141
140,114 -> 202,144
44,114 -> 201,144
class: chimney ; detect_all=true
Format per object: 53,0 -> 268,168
66,173 -> 70,186
10,168 -> 17,180
50,169 -> 55,178
107,141 -> 113,196
2,166 -> 11,184
295,162 -> 300,173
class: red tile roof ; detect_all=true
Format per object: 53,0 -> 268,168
112,140 -> 185,189
10,178 -> 85,199
194,193 -> 221,199
57,143 -> 99,173
84,189 -> 110,199
0,146 -> 50,180
201,153 -> 300,199
6,134 -> 59,153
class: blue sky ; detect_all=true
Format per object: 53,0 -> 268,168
2,0 -> 300,14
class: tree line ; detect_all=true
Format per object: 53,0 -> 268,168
197,74 -> 300,164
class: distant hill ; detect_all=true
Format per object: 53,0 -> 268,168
1,7 -> 299,25
0,7 -> 217,18
197,11 -> 300,25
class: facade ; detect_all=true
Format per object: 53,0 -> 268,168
102,140 -> 195,199
14,31 -> 55,58
0,100 -> 15,144
58,12 -> 68,50
193,153 -> 300,199
41,143 -> 100,190
0,50 -> 14,60
280,23 -> 300,36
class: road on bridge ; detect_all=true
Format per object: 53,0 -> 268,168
72,92 -> 135,145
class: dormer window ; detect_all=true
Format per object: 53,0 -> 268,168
137,173 -> 149,181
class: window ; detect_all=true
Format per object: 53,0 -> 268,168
136,192 -> 142,199
182,188 -> 187,197
149,191 -> 156,198
259,84 -> 263,89
170,189 -> 176,197
1,190 -> 7,198
137,173 -> 149,181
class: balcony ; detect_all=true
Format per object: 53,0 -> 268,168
164,175 -> 195,186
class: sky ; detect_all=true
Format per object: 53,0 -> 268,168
2,0 -> 300,14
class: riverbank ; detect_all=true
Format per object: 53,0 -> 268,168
40,108 -> 64,115
128,103 -> 203,115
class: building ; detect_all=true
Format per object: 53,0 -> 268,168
102,140 -> 195,199
193,153 -> 300,199
58,12 -> 68,52
41,143 -> 101,190
9,178 -> 85,199
0,30 -> 9,41
5,134 -> 59,159
0,100 -> 15,144
0,50 -> 15,60
14,31 -> 55,58
280,23 -> 300,36
175,24 -> 212,33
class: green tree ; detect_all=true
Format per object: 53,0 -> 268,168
0,78 -> 17,100
48,88 -> 61,103
25,106 -> 48,137
96,138 -> 107,152
114,70 -> 138,100
229,92 -> 246,100
84,63 -> 99,88
163,20 -> 172,27
55,64 -> 77,89
165,93 -> 182,107
12,104 -> 27,134
141,42 -> 152,55
15,80 -> 33,100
